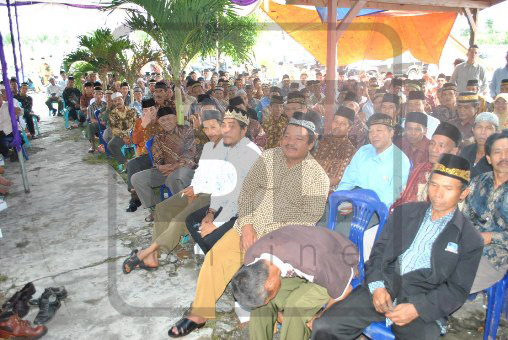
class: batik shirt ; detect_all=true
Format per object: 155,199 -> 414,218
432,105 -> 457,123
14,95 -> 33,114
313,135 -> 356,191
390,162 -> 433,212
233,147 -> 329,238
131,119 -> 161,156
450,118 -> 475,146
349,116 -> 368,148
249,118 -> 267,148
463,172 -> 508,269
107,106 -> 137,138
152,126 -> 196,170
262,114 -> 289,150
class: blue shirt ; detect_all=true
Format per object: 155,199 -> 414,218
336,143 -> 410,208
490,65 -> 508,98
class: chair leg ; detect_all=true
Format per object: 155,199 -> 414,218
33,117 -> 41,136
21,130 -> 31,148
490,279 -> 506,340
484,286 -> 496,340
64,110 -> 70,129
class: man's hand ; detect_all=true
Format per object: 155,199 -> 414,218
122,136 -> 132,145
481,232 -> 492,245
385,303 -> 419,326
182,187 -> 195,197
338,202 -> 353,216
199,221 -> 217,238
241,224 -> 257,251
158,164 -> 174,176
201,212 -> 215,225
372,288 -> 393,314
141,110 -> 154,128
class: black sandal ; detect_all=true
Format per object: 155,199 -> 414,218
168,318 -> 205,338
139,262 -> 158,271
122,249 -> 142,274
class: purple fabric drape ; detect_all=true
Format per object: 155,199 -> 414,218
231,0 -> 259,5
6,0 -> 20,86
14,1 -> 25,81
0,32 -> 22,151
0,1 -> 106,9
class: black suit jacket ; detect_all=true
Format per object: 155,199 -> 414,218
365,202 -> 483,323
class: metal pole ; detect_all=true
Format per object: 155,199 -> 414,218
14,0 -> 25,81
324,0 -> 338,135
0,32 -> 29,193
6,0 -> 20,86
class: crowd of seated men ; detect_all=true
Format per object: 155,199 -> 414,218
2,44 -> 505,339
85,48 -> 505,339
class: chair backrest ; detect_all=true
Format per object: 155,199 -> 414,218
328,189 -> 389,285
146,137 -> 155,165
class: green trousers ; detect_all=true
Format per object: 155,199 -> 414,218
249,277 -> 330,340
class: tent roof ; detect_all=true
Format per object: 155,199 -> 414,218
285,0 -> 503,12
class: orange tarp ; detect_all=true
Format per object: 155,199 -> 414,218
263,1 -> 457,66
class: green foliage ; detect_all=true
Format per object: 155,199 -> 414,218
107,0 -> 237,124
202,13 -> 262,64
63,28 -> 131,81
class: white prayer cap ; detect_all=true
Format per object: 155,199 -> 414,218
111,92 -> 123,100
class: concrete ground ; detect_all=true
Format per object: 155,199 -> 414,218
0,94 -> 504,339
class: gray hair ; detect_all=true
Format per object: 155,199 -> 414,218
231,261 -> 270,310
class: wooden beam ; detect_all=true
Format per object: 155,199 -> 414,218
337,0 -> 367,33
324,0 -> 338,135
464,7 -> 478,46
286,0 -> 489,10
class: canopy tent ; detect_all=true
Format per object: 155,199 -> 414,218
261,1 -> 457,66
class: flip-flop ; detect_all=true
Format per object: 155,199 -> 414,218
168,318 -> 205,338
139,262 -> 158,271
122,249 -> 142,274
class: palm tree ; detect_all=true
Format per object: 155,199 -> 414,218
63,28 -> 131,83
123,38 -> 165,86
108,0 -> 235,125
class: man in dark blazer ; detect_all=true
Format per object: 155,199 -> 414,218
312,154 -> 484,340
232,225 -> 359,340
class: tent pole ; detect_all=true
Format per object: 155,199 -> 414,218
6,0 -> 20,85
14,0 -> 26,81
0,32 -> 29,193
324,0 -> 337,135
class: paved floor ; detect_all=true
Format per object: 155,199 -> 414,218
0,94 -> 502,340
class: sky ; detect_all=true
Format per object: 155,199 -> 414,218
0,0 -> 507,79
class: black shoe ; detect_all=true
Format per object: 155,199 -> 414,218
29,287 -> 67,306
9,151 -> 18,162
126,198 -> 141,212
1,282 -> 35,318
33,289 -> 61,325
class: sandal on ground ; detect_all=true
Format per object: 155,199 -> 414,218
144,213 -> 154,222
139,262 -> 158,271
122,249 -> 142,274
88,148 -> 95,154
168,318 -> 205,338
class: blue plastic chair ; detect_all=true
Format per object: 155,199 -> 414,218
32,116 -> 41,136
94,110 -> 110,157
20,129 -> 31,148
121,130 -> 137,158
327,189 -> 394,340
483,273 -> 508,340
146,137 -> 172,201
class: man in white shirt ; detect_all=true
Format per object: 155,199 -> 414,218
0,84 -> 21,159
490,50 -> 508,98
45,77 -> 63,115
450,45 -> 487,93
57,70 -> 67,90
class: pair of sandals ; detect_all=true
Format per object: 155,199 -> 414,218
122,249 -> 158,274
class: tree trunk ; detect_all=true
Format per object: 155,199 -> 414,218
174,78 -> 184,126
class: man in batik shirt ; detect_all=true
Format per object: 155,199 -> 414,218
262,95 -> 289,149
391,122 -> 461,211
465,131 -> 508,293
313,106 -> 356,191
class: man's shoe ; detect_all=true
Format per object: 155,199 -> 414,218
0,314 -> 47,339
126,198 -> 141,212
1,282 -> 36,318
88,148 -> 95,154
33,289 -> 61,325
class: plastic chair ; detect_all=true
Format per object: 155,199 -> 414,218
32,116 -> 41,136
483,273 -> 508,340
20,129 -> 31,148
146,137 -> 172,201
327,189 -> 394,340
94,110 -> 110,157
121,130 -> 137,158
